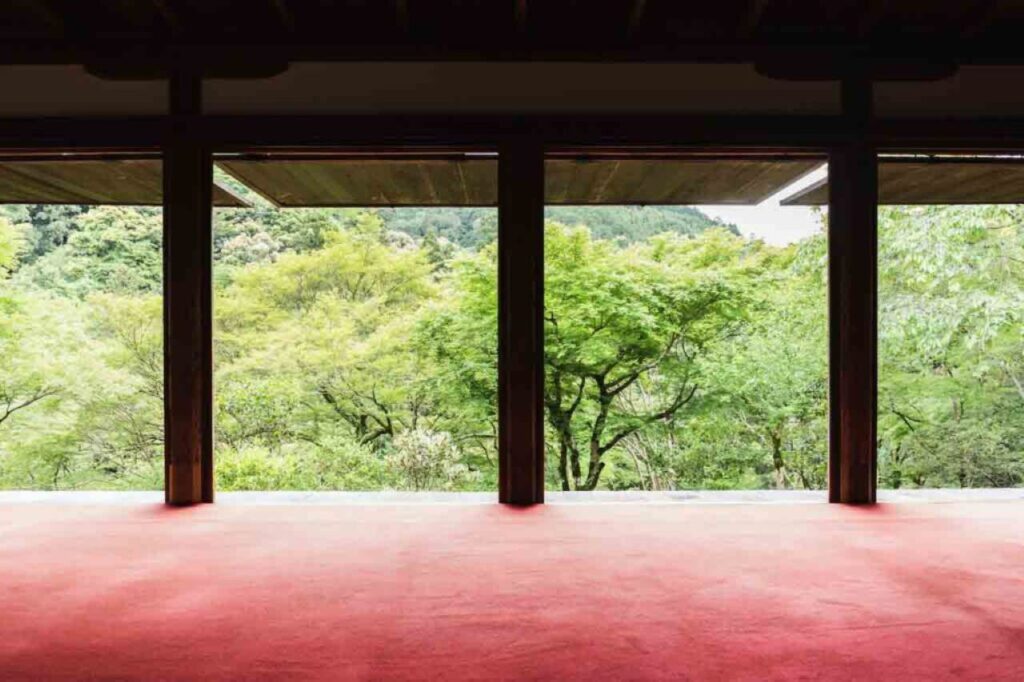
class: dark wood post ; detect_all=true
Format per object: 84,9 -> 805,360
164,61 -> 214,504
828,74 -> 878,503
497,138 -> 545,504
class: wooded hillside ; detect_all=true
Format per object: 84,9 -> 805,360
1,202 -> 1021,491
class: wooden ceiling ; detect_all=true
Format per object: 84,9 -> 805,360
782,159 -> 1024,205
1,1 -> 1022,68
0,160 -> 247,206
218,156 -> 822,206
6,155 -> 1019,208
218,158 -> 497,207
546,158 -> 820,205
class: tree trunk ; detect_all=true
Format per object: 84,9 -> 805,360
770,429 -> 787,489
580,461 -> 605,491
559,442 -> 570,491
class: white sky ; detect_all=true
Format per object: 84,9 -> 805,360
697,163 -> 828,246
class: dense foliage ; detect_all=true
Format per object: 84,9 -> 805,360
0,201 -> 1021,491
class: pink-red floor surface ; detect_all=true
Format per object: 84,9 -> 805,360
1,501 -> 1023,680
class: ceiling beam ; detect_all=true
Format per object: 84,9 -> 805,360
960,0 -> 1001,40
395,0 -> 410,35
514,0 -> 528,35
150,0 -> 182,35
267,0 -> 296,33
6,39 -> 1024,67
626,0 -> 647,38
23,0 -> 65,37
738,0 -> 770,39
855,0 -> 890,40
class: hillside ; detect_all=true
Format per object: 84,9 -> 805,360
377,205 -> 735,249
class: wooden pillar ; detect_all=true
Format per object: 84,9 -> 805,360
163,63 -> 214,504
828,74 -> 877,504
497,138 -> 545,504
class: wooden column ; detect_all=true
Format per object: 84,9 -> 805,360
164,64 -> 214,504
497,138 -> 545,504
828,75 -> 878,504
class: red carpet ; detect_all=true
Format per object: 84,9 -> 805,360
2,501 -> 1023,681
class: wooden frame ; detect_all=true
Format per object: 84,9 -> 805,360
828,75 -> 878,504
498,138 -> 546,504
163,65 -> 214,504
15,87 -> 1024,505
3,114 -> 1024,150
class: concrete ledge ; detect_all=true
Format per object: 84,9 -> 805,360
1,488 -> 1022,505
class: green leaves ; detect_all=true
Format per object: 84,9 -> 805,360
14,206 -> 162,297
878,204 -> 1024,488
4,199 -> 1024,493
0,217 -> 23,277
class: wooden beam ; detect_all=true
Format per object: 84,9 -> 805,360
9,39 -> 1024,66
5,114 -> 1024,154
626,0 -> 647,38
268,0 -> 296,33
828,74 -> 877,504
514,0 -> 528,36
197,114 -> 846,149
960,0 -> 1000,40
498,138 -> 545,504
738,0 -> 770,39
855,0 -> 890,40
150,0 -> 181,35
395,0 -> 410,35
12,0 -> 65,36
163,62 -> 214,505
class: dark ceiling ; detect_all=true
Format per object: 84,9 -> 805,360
1,1 -> 1023,68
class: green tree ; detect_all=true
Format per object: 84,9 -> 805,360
696,231 -> 828,489
543,225 -> 748,490
16,206 -> 162,297
0,216 -> 23,275
878,205 -> 1024,488
0,205 -> 87,262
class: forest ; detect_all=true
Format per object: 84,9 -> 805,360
1,195 -> 1022,492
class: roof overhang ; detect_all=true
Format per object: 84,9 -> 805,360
218,154 -> 822,207
782,157 -> 1024,205
0,158 -> 248,206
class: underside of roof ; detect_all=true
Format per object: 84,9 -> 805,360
782,159 -> 1024,205
7,155 -> 1018,209
545,157 -> 821,205
217,158 -> 498,207
218,155 -> 822,207
0,159 -> 247,206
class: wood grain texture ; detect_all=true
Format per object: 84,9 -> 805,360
218,156 -> 820,207
0,159 -> 246,206
163,68 -> 214,505
784,158 -> 1024,205
828,143 -> 878,505
218,158 -> 497,206
545,157 -> 821,205
827,74 -> 878,505
498,139 -> 545,505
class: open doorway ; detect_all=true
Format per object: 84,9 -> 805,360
542,151 -> 829,493
211,151 -> 498,493
0,154 -> 243,490
785,152 -> 1024,491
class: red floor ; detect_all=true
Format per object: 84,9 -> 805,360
1,501 -> 1023,681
